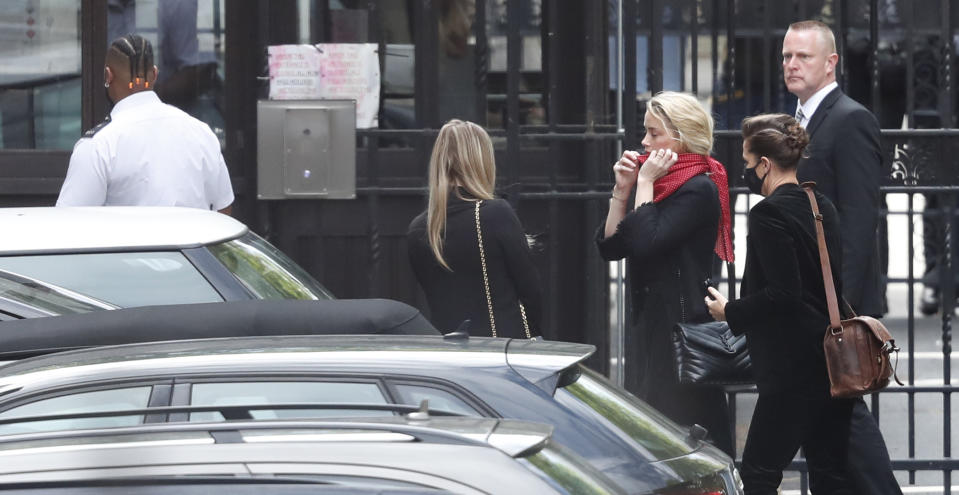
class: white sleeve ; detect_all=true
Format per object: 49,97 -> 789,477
56,138 -> 109,206
205,140 -> 234,211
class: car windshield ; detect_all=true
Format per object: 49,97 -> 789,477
554,365 -> 694,461
207,232 -> 334,300
0,270 -> 115,316
0,252 -> 223,308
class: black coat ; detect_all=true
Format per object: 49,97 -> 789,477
797,87 -> 883,317
596,174 -> 732,455
407,196 -> 543,338
725,183 -> 844,396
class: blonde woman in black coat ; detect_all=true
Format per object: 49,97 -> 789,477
705,114 -> 866,494
597,91 -> 735,456
407,119 -> 542,338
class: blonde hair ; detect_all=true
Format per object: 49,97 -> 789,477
427,119 -> 496,270
787,20 -> 837,54
646,91 -> 714,155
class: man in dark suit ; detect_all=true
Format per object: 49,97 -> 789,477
783,20 -> 901,494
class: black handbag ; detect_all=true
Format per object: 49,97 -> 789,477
671,320 -> 753,385
671,252 -> 753,386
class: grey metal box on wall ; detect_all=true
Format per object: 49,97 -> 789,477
257,100 -> 356,199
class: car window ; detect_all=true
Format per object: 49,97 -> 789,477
207,232 -> 334,300
0,270 -> 115,316
518,441 -> 622,495
392,384 -> 480,416
189,381 -> 390,422
554,365 -> 692,461
0,387 -> 152,436
0,252 -> 222,308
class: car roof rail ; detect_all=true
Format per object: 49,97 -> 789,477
0,405 -> 553,458
0,402 -> 466,427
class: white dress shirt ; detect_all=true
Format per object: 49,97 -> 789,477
795,81 -> 838,129
58,91 -> 234,211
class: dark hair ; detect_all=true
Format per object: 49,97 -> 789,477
741,113 -> 809,169
108,34 -> 154,89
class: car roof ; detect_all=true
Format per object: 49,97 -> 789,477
0,207 -> 247,255
0,334 -> 594,400
0,299 -> 439,360
0,418 -> 562,492
0,334 -> 593,383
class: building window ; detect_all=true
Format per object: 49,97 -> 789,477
0,1 -> 82,150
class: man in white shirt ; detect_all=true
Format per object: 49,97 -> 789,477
57,34 -> 234,214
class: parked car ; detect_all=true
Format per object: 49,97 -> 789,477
0,207 -> 332,315
0,412 -> 622,494
0,300 -> 743,494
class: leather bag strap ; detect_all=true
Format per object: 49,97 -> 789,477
802,183 -> 842,330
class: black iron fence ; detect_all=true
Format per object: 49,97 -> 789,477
257,2 -> 958,492
1,0 -> 958,491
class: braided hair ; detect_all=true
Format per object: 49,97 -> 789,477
741,113 -> 810,170
108,34 -> 154,89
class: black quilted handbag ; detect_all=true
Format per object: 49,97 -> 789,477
671,320 -> 753,386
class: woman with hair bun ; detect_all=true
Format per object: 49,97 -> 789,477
407,119 -> 542,339
597,91 -> 734,456
704,113 -> 866,493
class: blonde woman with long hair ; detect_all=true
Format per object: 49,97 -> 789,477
597,91 -> 734,456
407,119 -> 542,338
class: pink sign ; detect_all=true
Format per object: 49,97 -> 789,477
268,43 -> 380,128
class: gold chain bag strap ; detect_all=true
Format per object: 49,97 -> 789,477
474,200 -> 531,339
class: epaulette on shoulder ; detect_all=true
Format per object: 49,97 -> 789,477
82,116 -> 112,138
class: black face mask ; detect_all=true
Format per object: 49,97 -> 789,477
742,162 -> 767,196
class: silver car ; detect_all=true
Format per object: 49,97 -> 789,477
0,207 -> 332,319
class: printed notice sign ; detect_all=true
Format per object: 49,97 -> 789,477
268,43 -> 380,128
267,45 -> 322,100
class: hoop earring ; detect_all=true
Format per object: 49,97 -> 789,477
103,82 -> 110,88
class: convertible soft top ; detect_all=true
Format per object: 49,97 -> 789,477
0,299 -> 439,359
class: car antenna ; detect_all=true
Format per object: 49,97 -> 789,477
686,424 -> 708,445
406,399 -> 431,421
443,320 -> 471,340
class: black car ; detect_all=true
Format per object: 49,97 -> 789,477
0,299 -> 743,494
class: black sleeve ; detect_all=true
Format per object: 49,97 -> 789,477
724,204 -> 804,335
486,201 -> 544,333
405,213 -> 431,289
597,180 -> 717,261
831,108 -> 881,309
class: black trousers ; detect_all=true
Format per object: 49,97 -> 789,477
846,398 -> 902,494
741,392 -> 856,495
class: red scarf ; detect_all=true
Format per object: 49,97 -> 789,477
637,153 -> 734,262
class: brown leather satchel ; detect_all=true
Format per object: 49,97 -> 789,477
803,183 -> 902,398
